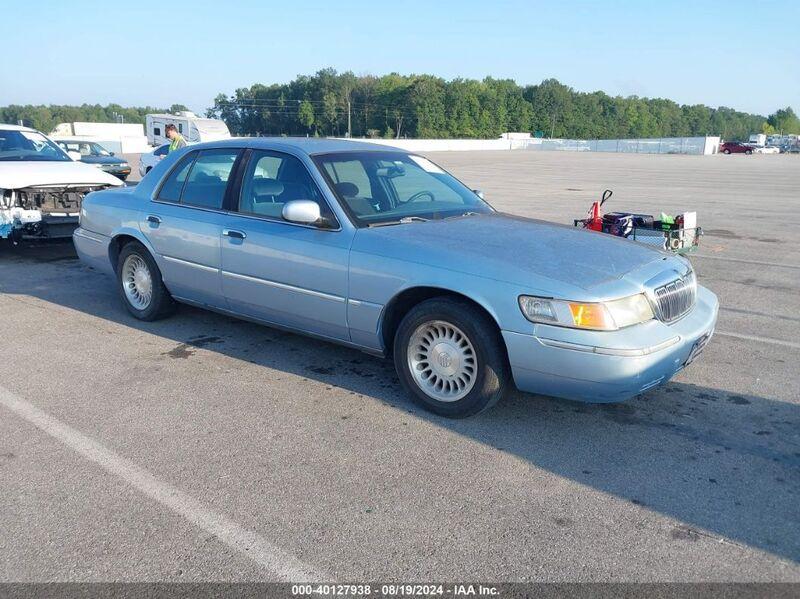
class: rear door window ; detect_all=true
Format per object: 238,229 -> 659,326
157,153 -> 196,202
181,149 -> 239,209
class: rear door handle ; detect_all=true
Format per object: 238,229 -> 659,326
146,215 -> 162,225
223,229 -> 246,240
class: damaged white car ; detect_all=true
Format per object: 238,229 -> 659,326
0,124 -> 122,243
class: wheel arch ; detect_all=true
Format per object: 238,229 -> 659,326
379,286 -> 504,357
107,228 -> 158,273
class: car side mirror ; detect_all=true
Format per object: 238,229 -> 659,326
67,151 -> 82,161
282,200 -> 325,226
473,189 -> 485,200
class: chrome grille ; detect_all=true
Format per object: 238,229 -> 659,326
653,271 -> 697,323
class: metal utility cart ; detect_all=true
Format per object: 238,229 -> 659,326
573,189 -> 702,255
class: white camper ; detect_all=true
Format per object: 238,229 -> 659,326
145,111 -> 230,146
49,122 -> 150,154
748,133 -> 767,147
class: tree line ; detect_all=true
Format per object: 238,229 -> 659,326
206,69 -> 799,140
3,70 -> 798,141
0,103 -> 189,134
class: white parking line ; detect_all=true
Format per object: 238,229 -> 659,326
717,331 -> 800,350
0,385 -> 325,582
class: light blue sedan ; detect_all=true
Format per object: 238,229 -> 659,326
74,138 -> 718,417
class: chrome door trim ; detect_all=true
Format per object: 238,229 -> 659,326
347,298 -> 383,309
162,255 -> 219,274
221,270 -> 346,303
73,228 -> 106,244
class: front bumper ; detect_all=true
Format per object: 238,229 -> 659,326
503,285 -> 719,403
100,166 -> 130,180
1,214 -> 80,240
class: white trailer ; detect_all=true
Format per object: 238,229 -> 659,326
49,122 -> 150,153
748,133 -> 767,146
145,111 -> 230,146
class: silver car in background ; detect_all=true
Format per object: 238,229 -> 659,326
74,138 -> 718,417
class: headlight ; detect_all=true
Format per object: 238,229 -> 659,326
519,293 -> 654,331
119,162 -> 129,167
604,294 -> 655,328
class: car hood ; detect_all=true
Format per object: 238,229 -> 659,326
0,161 -> 123,188
354,212 -> 673,294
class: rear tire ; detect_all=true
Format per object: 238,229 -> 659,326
745,149 -> 753,155
116,241 -> 175,321
393,297 -> 510,418
723,149 -> 731,154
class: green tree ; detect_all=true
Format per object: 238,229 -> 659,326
409,76 -> 446,137
297,100 -> 315,134
322,92 -> 339,136
767,107 -> 800,134
192,70 -> 777,140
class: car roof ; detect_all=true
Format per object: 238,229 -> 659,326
187,137 -> 404,156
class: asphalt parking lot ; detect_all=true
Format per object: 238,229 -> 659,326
1,151 -> 798,582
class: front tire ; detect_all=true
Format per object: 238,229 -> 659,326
722,149 -> 731,154
393,298 -> 510,418
117,241 -> 175,320
745,149 -> 753,155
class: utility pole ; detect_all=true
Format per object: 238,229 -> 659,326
347,99 -> 352,138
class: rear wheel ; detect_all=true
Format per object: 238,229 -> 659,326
117,241 -> 175,320
723,149 -> 731,154
745,149 -> 753,155
393,297 -> 509,418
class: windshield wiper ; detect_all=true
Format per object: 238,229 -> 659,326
443,211 -> 480,220
368,216 -> 429,228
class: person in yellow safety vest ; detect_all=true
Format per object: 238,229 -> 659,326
165,124 -> 187,153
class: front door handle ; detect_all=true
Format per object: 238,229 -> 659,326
223,229 -> 246,240
146,215 -> 162,225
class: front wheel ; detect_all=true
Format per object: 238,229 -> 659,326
722,149 -> 731,154
745,149 -> 753,155
117,241 -> 175,320
393,298 -> 510,418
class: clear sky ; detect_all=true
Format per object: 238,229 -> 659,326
2,0 -> 797,117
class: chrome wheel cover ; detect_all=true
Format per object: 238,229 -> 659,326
121,254 -> 153,310
407,320 -> 477,402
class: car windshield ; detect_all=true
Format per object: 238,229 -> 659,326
313,151 -> 494,226
58,141 -> 113,157
86,142 -> 112,156
0,129 -> 71,162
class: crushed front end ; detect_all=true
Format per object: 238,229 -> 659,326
1,185 -> 109,242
